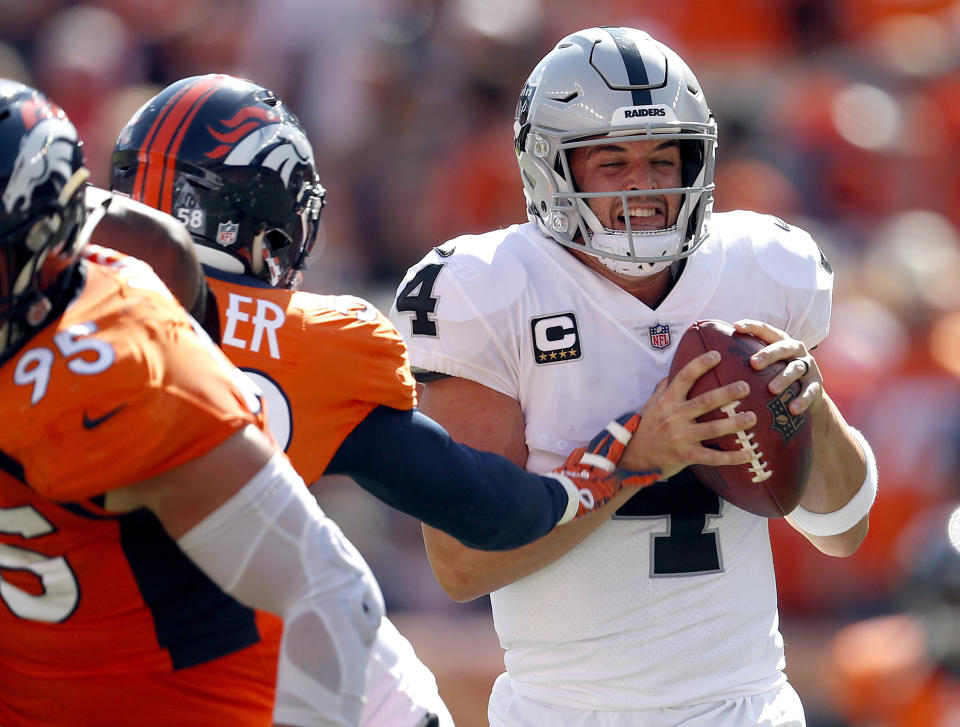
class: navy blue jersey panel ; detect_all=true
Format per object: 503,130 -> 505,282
117,507 -> 260,670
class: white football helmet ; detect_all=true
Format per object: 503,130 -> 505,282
515,26 -> 717,276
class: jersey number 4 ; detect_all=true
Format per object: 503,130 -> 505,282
395,264 -> 443,336
613,469 -> 723,576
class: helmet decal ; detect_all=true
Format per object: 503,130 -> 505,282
1,83 -> 87,360
172,178 -> 205,234
222,122 -> 315,186
1,118 -> 79,217
204,106 -> 279,159
132,74 -> 224,212
215,220 -> 239,246
603,27 -> 657,105
516,82 -> 536,127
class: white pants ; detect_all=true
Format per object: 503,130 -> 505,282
488,674 -> 804,727
361,617 -> 455,727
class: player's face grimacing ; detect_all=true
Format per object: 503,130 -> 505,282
569,138 -> 683,232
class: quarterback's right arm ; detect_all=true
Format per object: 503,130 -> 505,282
418,360 -> 756,601
106,425 -> 381,727
394,242 -> 755,599
418,377 -> 625,601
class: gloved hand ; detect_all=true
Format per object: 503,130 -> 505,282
547,412 -> 661,525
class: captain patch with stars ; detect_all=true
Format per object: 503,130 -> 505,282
530,312 -> 582,365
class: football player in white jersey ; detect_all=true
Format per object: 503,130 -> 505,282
389,26 -> 877,727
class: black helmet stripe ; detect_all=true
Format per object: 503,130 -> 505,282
604,27 -> 653,107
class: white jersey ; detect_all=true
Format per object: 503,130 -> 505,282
389,212 -> 833,712
363,618 -> 454,727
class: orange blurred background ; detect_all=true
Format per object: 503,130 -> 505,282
5,2 -> 960,724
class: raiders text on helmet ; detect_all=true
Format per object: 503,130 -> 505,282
514,27 -> 717,277
110,74 -> 325,289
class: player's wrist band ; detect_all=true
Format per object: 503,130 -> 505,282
547,472 -> 587,525
790,427 -> 877,537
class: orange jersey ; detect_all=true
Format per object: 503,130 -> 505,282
0,248 -> 280,726
207,272 -> 417,484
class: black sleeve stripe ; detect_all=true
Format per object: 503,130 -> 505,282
412,370 -> 451,383
0,447 -> 25,483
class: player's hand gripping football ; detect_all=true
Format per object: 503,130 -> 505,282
619,350 -> 760,481
549,412 -> 661,524
733,319 -> 823,416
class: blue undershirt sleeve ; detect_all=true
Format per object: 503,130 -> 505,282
325,405 -> 568,550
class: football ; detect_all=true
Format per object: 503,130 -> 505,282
667,319 -> 813,518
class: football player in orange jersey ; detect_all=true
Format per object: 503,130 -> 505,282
109,74 -> 675,727
0,80 -> 391,727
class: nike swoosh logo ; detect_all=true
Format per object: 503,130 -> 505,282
433,245 -> 455,258
82,404 -> 126,430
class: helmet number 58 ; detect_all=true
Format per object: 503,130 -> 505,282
175,207 -> 205,231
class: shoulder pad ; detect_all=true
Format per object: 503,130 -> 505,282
392,228 -> 529,327
715,211 -> 832,293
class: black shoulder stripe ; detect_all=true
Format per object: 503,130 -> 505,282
0,447 -> 25,484
59,500 -> 118,520
0,449 -> 115,519
118,507 -> 260,669
413,370 -> 451,384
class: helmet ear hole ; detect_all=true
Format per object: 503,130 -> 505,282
263,228 -> 293,255
678,139 -> 705,188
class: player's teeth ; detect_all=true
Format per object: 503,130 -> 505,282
627,208 -> 655,217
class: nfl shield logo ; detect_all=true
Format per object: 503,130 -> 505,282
766,389 -> 806,444
216,221 -> 239,246
649,323 -> 671,349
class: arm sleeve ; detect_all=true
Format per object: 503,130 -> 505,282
326,405 -> 568,550
177,454 -> 383,727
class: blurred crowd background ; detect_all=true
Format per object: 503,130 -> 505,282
4,1 -> 960,725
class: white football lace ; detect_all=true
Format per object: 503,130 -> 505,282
719,402 -> 772,483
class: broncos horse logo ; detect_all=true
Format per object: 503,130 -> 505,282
1,99 -> 79,217
206,106 -> 315,186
